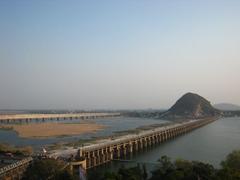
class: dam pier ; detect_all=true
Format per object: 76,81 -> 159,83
67,118 -> 216,170
0,117 -> 217,179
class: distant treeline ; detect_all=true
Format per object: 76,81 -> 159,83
122,110 -> 166,119
123,110 -> 240,119
222,110 -> 240,117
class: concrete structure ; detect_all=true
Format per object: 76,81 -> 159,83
0,157 -> 32,180
72,118 -> 216,170
0,113 -> 121,123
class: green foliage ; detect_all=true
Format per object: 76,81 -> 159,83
142,164 -> 148,180
0,143 -> 33,156
21,150 -> 240,180
151,156 -> 216,180
55,169 -> 75,180
221,150 -> 240,170
100,150 -> 240,180
101,172 -> 120,180
218,150 -> 240,179
22,159 -> 74,180
101,164 -> 148,180
151,152 -> 240,180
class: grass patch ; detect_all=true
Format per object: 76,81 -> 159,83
0,125 -> 13,131
0,143 -> 33,156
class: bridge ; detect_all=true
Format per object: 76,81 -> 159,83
0,113 -> 121,123
66,118 -> 216,170
0,157 -> 33,180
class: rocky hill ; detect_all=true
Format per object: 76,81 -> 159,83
161,93 -> 220,120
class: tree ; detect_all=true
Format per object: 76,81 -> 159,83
142,164 -> 148,180
150,156 -> 175,180
118,164 -> 144,180
218,150 -> 240,179
150,156 -> 216,180
221,150 -> 240,171
190,161 -> 215,180
97,150 -> 240,180
22,159 -> 74,180
101,172 -> 119,180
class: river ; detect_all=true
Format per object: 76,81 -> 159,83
0,117 -> 167,149
1,116 -> 239,175
87,117 -> 240,178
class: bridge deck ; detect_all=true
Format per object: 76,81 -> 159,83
0,113 -> 121,121
49,118 -> 216,170
81,119 -> 197,151
0,157 -> 33,178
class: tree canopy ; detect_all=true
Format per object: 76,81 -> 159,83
22,159 -> 74,180
98,150 -> 240,180
21,150 -> 240,180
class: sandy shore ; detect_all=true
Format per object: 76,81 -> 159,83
1,122 -> 105,138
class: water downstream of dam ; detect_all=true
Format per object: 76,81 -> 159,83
1,116 -> 240,176
87,117 -> 240,178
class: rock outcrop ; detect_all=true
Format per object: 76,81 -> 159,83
161,92 -> 220,119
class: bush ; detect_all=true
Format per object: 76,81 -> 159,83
22,159 -> 74,180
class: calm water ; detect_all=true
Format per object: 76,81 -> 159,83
0,117 -> 167,149
88,117 -> 240,178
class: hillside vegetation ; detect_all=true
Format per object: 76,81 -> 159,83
162,92 -> 220,120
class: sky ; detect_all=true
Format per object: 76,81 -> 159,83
0,0 -> 240,110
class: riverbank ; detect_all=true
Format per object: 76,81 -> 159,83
0,122 -> 106,138
0,117 -> 167,150
46,121 -> 173,151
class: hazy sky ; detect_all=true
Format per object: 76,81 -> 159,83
0,0 -> 240,110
